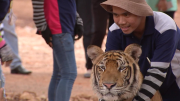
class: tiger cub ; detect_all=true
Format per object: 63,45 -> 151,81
87,44 -> 162,101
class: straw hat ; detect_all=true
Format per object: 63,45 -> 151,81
100,0 -> 153,16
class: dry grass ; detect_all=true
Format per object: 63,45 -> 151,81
5,92 -> 98,101
71,94 -> 98,101
6,91 -> 47,101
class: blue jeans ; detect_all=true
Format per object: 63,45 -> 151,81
0,65 -> 5,98
48,33 -> 77,101
3,12 -> 22,69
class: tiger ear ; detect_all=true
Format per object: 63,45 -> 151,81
124,44 -> 142,63
87,45 -> 104,63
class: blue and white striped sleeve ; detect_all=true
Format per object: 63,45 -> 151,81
134,29 -> 177,101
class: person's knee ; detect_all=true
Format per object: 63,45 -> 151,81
71,73 -> 77,80
62,72 -> 77,81
70,72 -> 77,80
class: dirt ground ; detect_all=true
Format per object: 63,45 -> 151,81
2,0 -> 180,101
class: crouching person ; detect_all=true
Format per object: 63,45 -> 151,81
100,0 -> 180,100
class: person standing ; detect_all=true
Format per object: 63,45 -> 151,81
76,0 -> 94,78
146,0 -> 178,19
2,10 -> 32,74
32,0 -> 83,100
100,0 -> 180,100
83,0 -> 114,78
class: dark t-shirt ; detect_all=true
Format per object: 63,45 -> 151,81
0,0 -> 10,23
44,0 -> 76,35
106,11 -> 180,100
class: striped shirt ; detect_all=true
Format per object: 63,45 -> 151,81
106,11 -> 180,101
32,0 -> 47,31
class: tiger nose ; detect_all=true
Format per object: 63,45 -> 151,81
103,83 -> 116,89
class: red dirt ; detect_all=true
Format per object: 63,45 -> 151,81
2,0 -> 180,101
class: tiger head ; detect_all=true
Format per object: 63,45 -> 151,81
87,44 -> 143,101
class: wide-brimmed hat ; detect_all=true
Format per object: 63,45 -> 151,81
100,0 -> 153,16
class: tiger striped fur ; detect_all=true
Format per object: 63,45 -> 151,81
87,44 -> 162,101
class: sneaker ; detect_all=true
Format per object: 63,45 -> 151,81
84,69 -> 91,78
